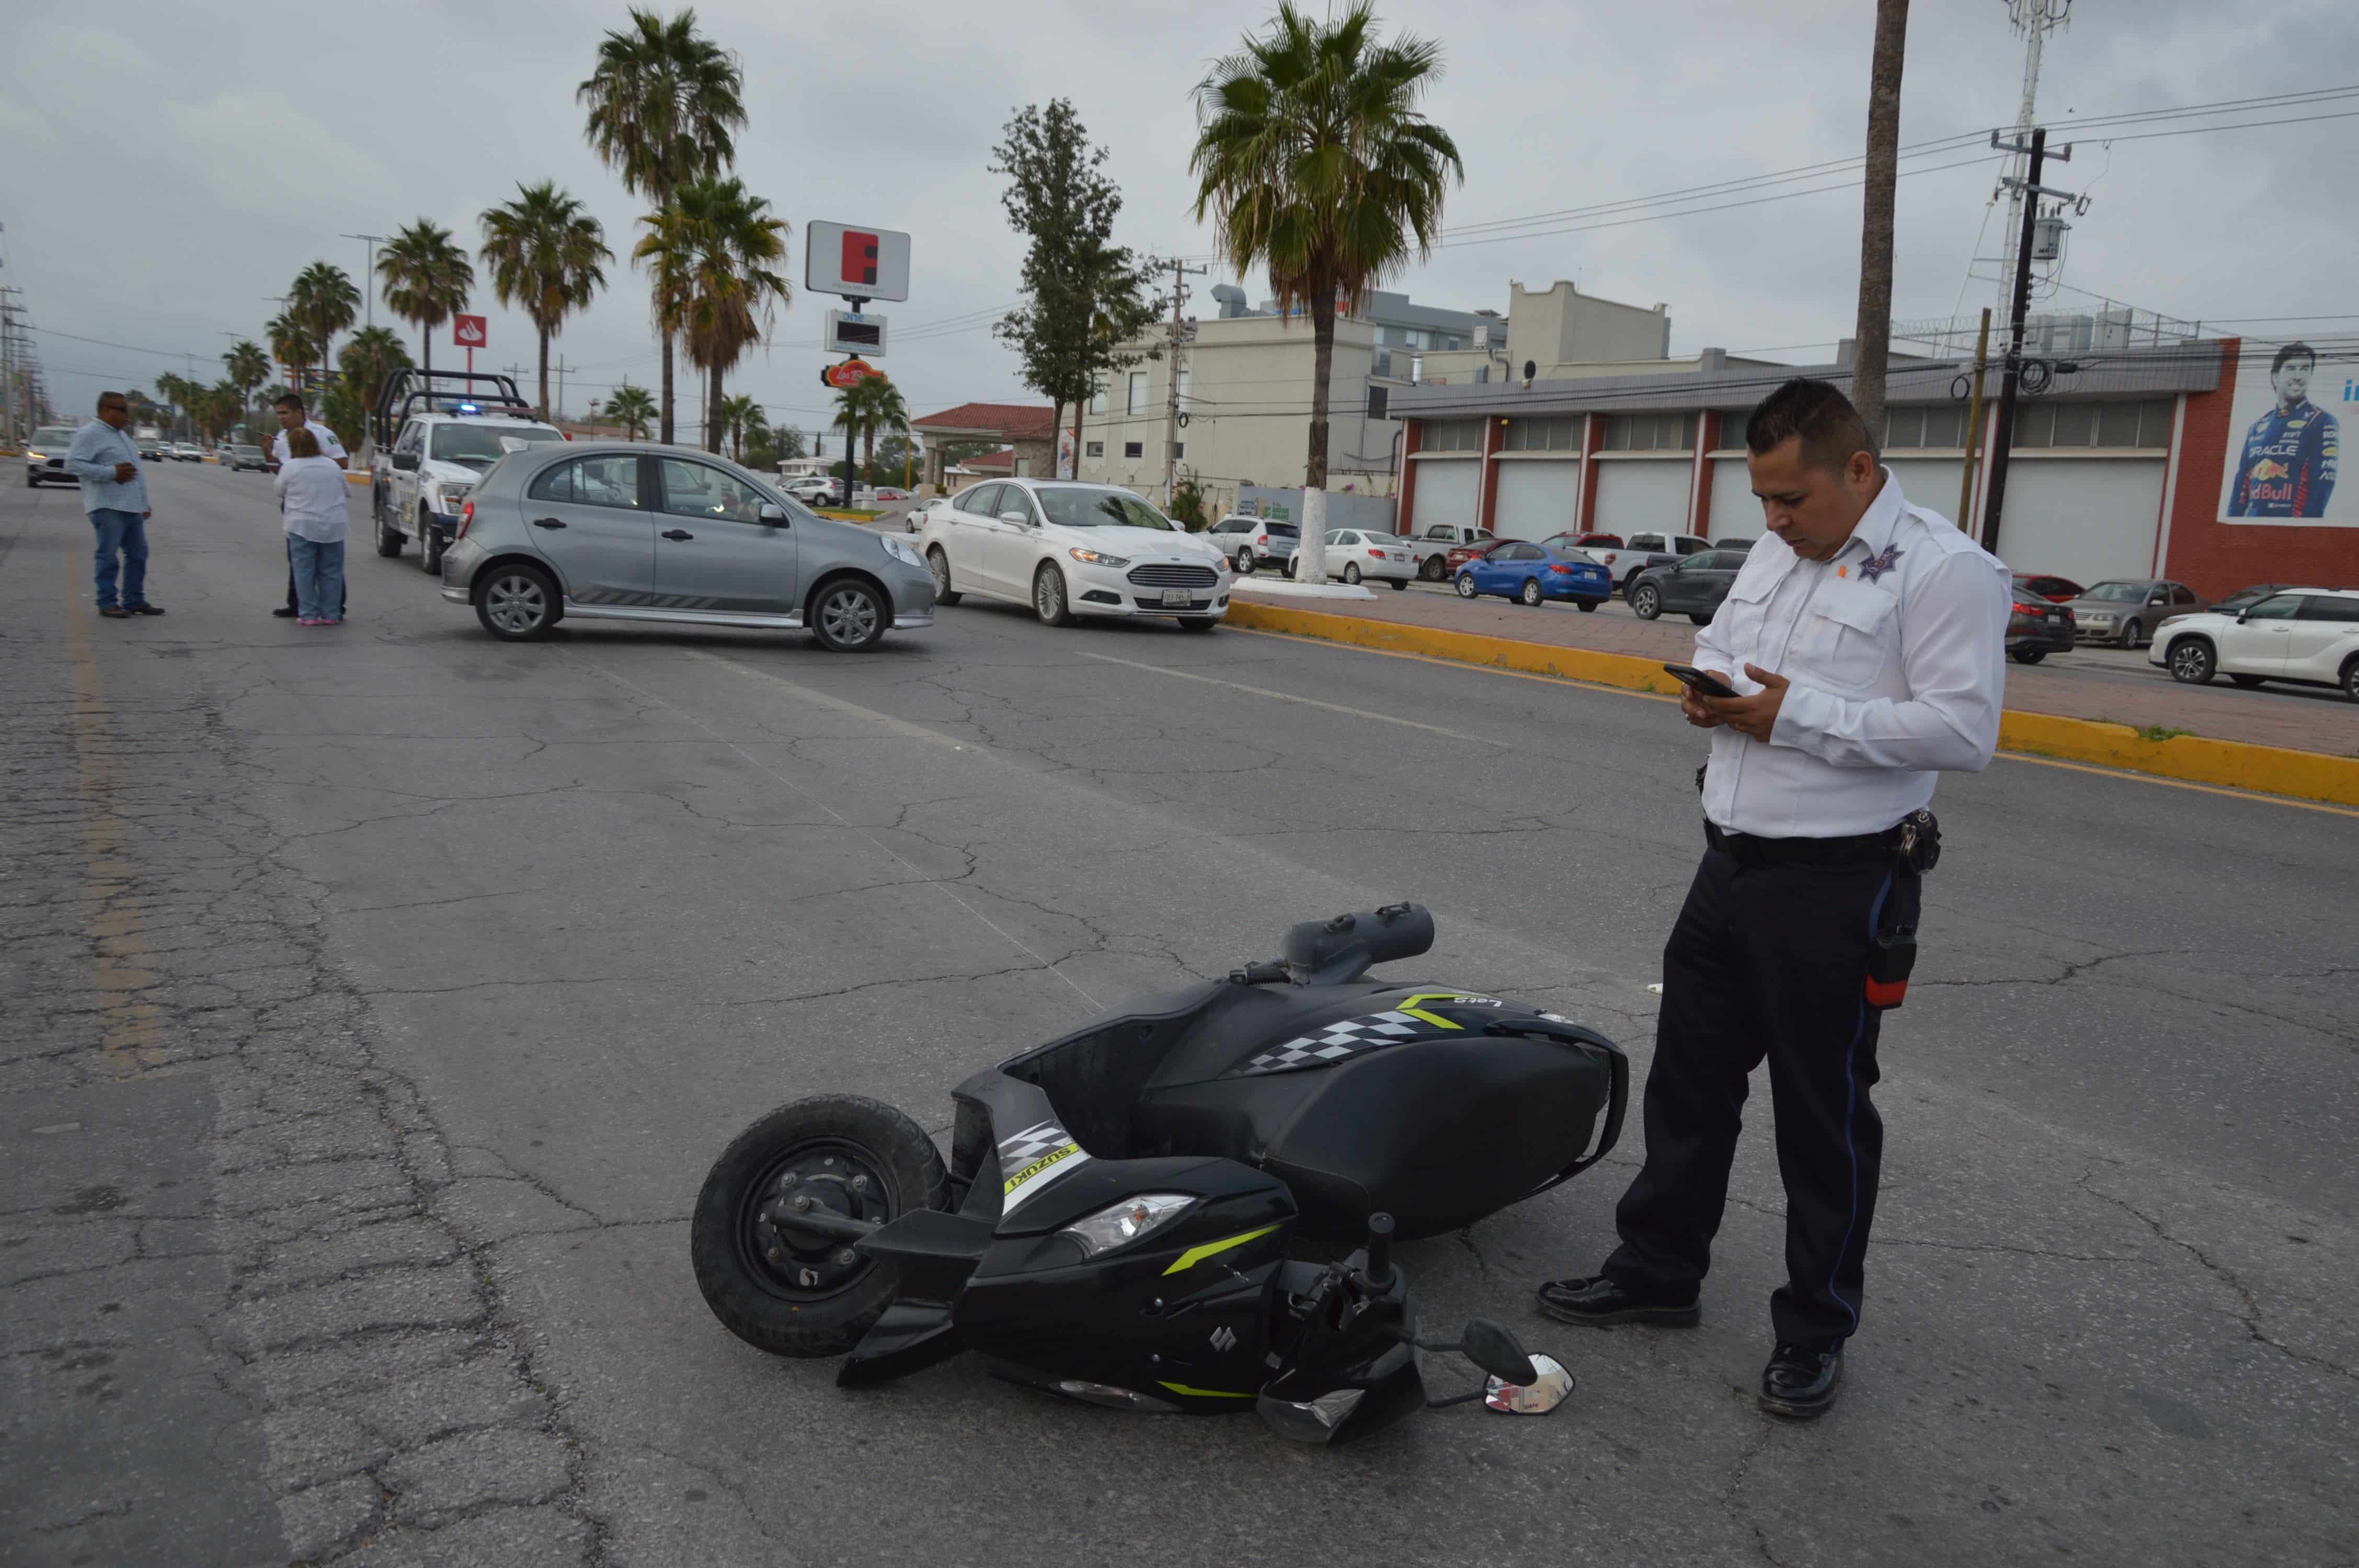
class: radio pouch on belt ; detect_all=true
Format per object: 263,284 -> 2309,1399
1865,926 -> 1916,1010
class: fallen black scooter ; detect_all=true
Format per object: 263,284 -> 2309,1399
691,903 -> 1627,1444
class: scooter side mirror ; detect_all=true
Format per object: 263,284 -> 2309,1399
1484,1353 -> 1575,1416
1459,1317 -> 1539,1387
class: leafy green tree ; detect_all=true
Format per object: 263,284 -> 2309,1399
480,181 -> 612,421
222,340 -> 271,428
1169,474 -> 1209,529
1191,0 -> 1462,499
633,177 -> 790,454
604,382 -> 656,439
834,376 -> 910,484
579,7 -> 746,444
867,430 -> 922,486
290,262 -> 361,397
377,220 -> 475,382
991,99 -> 1161,478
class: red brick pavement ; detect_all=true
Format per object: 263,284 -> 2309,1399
1232,579 -> 2359,758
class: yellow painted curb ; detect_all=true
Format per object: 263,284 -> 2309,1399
1222,599 -> 2359,808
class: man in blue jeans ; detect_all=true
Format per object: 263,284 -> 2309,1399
65,391 -> 163,619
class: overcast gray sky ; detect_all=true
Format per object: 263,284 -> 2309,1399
8,0 -> 2356,434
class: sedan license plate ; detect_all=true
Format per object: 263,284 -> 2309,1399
1160,587 -> 1193,608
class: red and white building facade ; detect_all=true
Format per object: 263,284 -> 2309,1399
1390,339 -> 2359,597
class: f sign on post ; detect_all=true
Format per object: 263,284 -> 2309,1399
842,231 -> 879,289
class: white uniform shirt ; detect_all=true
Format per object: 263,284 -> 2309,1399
270,420 -> 347,467
1697,469 -> 2010,838
274,457 -> 350,543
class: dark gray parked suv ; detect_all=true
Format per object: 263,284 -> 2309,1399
437,443 -> 935,651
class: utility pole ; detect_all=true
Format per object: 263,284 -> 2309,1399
1980,128 -> 2074,557
552,355 -> 570,424
1994,2 -> 2070,314
341,234 -> 384,329
1956,308 -> 1991,527
1160,257 -> 1207,511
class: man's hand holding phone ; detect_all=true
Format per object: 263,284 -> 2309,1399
1666,663 -> 1790,741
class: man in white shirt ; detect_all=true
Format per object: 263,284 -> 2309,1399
1537,377 -> 2009,1420
268,393 -> 348,618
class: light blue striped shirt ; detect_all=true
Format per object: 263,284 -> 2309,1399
65,420 -> 151,515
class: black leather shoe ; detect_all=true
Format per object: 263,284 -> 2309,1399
1535,1275 -> 1701,1328
99,606 -> 131,619
271,606 -> 297,617
1758,1343 -> 1842,1419
126,603 -> 164,615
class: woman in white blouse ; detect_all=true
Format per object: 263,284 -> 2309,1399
275,426 -> 350,625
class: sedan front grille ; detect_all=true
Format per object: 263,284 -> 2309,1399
1126,563 -> 1218,589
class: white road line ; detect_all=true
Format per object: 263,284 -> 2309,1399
1077,650 -> 1507,745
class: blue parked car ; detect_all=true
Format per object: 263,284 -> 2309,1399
1453,539 -> 1612,610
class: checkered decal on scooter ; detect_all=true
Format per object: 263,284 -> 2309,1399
998,1121 -> 1074,1164
1236,1012 -> 1429,1075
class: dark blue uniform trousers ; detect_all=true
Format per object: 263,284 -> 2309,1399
1604,846 -> 1917,1350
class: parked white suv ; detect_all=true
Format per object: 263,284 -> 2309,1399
919,480 -> 1232,630
2152,588 -> 2359,700
373,410 -> 567,572
1205,513 -> 1300,574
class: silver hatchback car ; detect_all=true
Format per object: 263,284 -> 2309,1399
438,443 -> 934,651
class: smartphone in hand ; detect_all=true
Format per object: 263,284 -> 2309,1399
1663,663 -> 1738,699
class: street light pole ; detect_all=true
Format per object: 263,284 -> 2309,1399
341,234 -> 384,329
1979,128 -> 2073,558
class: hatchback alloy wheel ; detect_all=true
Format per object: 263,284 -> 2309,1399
814,581 -> 886,652
1631,583 -> 1662,620
1456,572 -> 1478,599
477,566 -> 558,641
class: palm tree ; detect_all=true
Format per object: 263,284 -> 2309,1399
266,313 -> 322,389
377,220 -> 475,384
838,376 -> 909,483
222,340 -> 271,432
154,371 -> 189,441
605,382 -> 656,440
717,393 -> 763,461
289,262 -> 361,399
633,177 -> 791,454
1192,1 -> 1461,580
480,181 -> 613,421
1848,0 -> 1910,437
337,326 -> 413,457
579,7 -> 747,444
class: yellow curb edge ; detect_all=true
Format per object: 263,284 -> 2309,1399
1222,599 -> 2359,809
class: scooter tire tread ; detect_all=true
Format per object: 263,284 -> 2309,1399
691,1093 -> 948,1359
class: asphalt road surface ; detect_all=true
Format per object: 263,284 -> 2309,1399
5,462 -> 2353,1568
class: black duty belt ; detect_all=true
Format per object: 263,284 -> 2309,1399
1704,820 -> 1904,867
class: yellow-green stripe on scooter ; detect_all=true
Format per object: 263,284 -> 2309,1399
1162,1224 -> 1281,1276
1158,1381 -> 1256,1399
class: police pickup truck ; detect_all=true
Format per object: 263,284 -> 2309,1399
369,370 -> 567,572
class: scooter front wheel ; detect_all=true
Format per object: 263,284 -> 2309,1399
691,1094 -> 948,1358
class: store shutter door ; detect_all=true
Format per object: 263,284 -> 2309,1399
1491,461 -> 1585,540
1410,458 -> 1479,534
1593,459 -> 1692,538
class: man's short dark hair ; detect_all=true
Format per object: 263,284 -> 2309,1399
1745,376 -> 1877,472
276,391 -> 306,412
2271,341 -> 2317,376
97,390 -> 127,409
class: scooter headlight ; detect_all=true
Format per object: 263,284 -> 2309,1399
1060,1193 -> 1195,1258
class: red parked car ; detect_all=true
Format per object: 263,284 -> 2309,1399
2012,573 -> 2086,604
1445,538 -> 1511,573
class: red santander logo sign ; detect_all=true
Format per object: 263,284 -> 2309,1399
452,314 -> 487,348
822,359 -> 883,390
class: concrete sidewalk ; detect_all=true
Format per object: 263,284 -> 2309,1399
1235,578 -> 2359,758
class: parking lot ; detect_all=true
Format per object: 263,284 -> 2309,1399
5,461 -> 2354,1566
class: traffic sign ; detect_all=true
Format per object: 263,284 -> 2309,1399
822,359 -> 884,390
452,315 -> 487,349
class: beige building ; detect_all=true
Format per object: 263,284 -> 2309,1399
1073,279 -> 1682,519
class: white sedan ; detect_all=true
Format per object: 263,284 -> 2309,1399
1289,528 -> 1415,589
2150,588 -> 2359,700
917,479 -> 1233,631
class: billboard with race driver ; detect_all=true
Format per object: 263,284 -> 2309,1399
2217,339 -> 2350,524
